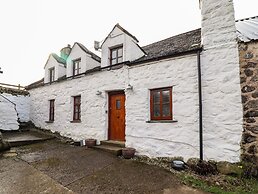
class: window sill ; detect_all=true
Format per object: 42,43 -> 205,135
146,120 -> 178,123
45,121 -> 54,123
70,120 -> 81,123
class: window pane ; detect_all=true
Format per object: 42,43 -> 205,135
116,100 -> 121,109
118,48 -> 123,57
112,50 -> 116,58
111,59 -> 116,65
76,97 -> 81,104
162,90 -> 170,104
154,104 -> 160,117
162,103 -> 170,117
153,91 -> 160,104
117,57 -> 123,63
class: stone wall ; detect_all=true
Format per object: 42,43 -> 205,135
0,87 -> 30,130
239,41 -> 258,163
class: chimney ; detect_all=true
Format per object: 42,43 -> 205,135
199,0 -> 243,162
60,44 -> 71,61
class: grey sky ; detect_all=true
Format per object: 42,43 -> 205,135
0,0 -> 257,86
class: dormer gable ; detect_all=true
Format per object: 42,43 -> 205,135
44,53 -> 66,84
66,42 -> 100,77
101,24 -> 146,68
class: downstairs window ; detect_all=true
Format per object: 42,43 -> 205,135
150,87 -> 172,120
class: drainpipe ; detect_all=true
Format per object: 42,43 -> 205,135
197,50 -> 203,161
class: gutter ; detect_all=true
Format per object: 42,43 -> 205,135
197,50 -> 203,161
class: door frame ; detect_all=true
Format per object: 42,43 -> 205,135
108,90 -> 125,141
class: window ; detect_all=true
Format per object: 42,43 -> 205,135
73,96 -> 81,121
49,68 -> 55,83
110,46 -> 123,65
150,87 -> 172,120
49,100 -> 55,121
73,59 -> 81,76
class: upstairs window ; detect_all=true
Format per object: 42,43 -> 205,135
49,99 -> 55,121
49,68 -> 55,83
73,96 -> 81,121
110,46 -> 123,65
150,87 -> 172,120
73,58 -> 81,76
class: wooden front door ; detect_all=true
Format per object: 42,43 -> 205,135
109,91 -> 125,141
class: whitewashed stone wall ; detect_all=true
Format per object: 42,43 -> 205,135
30,54 -> 201,160
30,67 -> 128,142
200,0 -> 243,162
126,55 -> 200,159
0,93 -> 30,130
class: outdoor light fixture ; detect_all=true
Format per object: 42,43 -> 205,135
96,90 -> 102,95
126,84 -> 133,90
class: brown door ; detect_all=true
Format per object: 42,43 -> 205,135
109,91 -> 125,141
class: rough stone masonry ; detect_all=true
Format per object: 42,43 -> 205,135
239,41 -> 258,163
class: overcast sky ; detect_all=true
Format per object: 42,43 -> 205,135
0,0 -> 257,86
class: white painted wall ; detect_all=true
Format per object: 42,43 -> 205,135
200,0 -> 243,162
30,54 -> 201,161
44,55 -> 66,83
101,26 -> 145,67
58,64 -> 66,79
126,55 -> 200,159
66,43 -> 100,77
30,67 -> 127,142
0,93 -> 30,130
67,44 -> 87,77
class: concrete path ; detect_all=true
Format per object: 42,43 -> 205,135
0,140 -> 207,194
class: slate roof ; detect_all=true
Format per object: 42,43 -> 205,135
132,28 -> 202,64
75,42 -> 101,62
236,16 -> 258,42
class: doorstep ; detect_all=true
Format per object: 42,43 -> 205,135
92,140 -> 125,156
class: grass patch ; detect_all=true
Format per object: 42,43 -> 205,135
180,173 -> 258,194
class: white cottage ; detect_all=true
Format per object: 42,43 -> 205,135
27,0 -> 244,162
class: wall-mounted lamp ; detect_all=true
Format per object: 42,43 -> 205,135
126,84 -> 133,90
96,90 -> 102,95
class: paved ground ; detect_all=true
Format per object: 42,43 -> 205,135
0,139 -> 207,194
